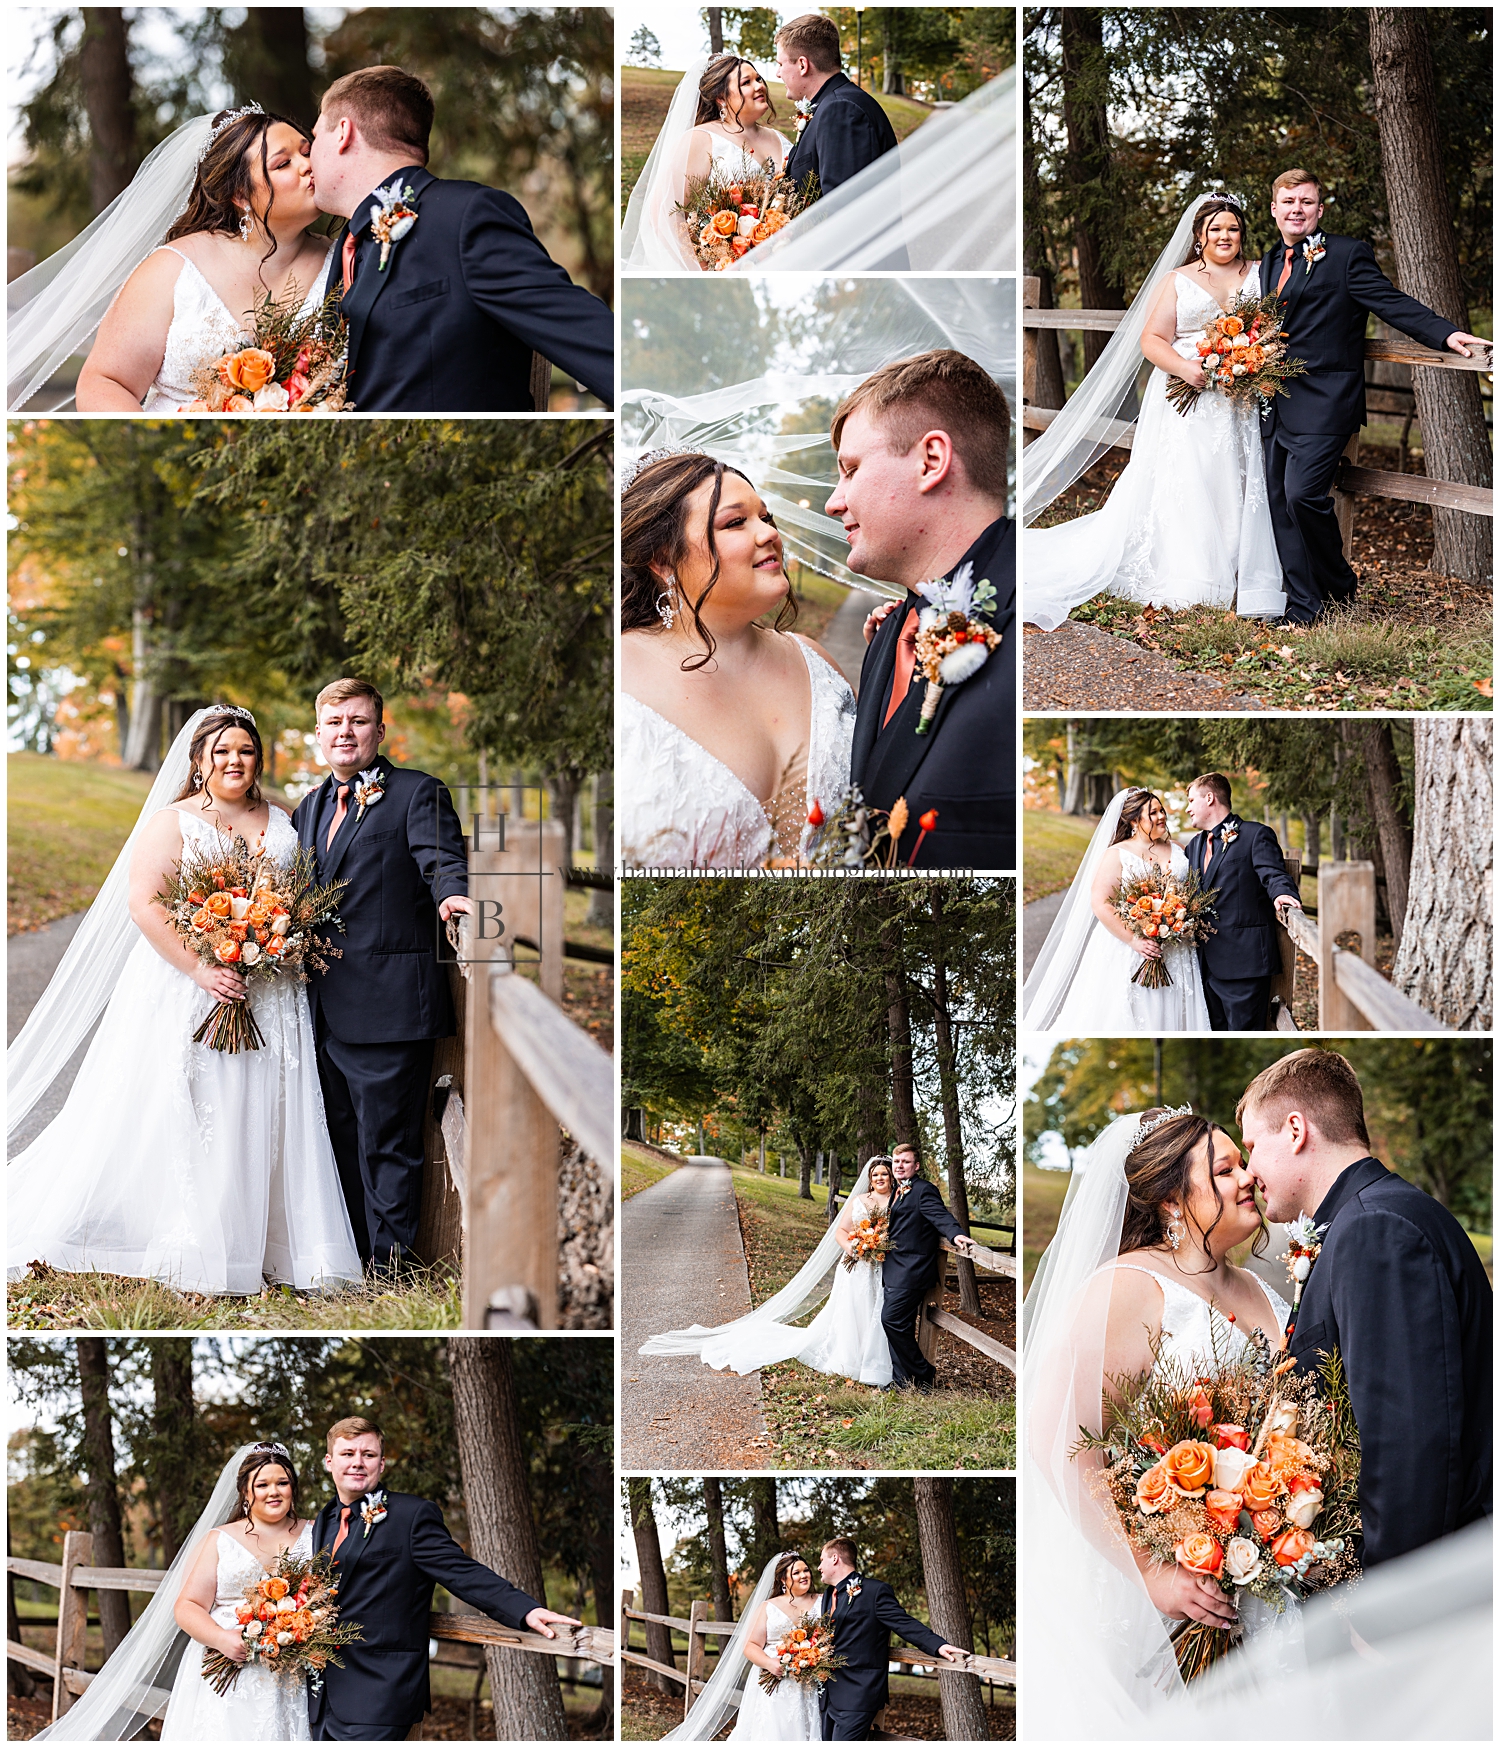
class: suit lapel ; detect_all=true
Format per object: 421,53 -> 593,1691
313,1498 -> 337,1556
322,758 -> 389,883
332,1495 -> 376,1585
342,166 -> 432,378
1277,237 -> 1318,328
851,593 -> 911,781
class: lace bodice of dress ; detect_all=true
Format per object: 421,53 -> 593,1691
171,801 -> 298,858
1170,264 -> 1262,349
619,638 -> 856,869
1110,1262 -> 1291,1374
765,1595 -> 821,1640
1119,844 -> 1190,883
707,130 -> 788,171
212,1522 -> 314,1613
141,246 -> 334,411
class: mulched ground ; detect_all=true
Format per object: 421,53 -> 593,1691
1289,930 -> 1396,1032
563,961 -> 613,1052
559,1137 -> 613,1329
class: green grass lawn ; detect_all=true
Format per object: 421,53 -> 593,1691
622,1142 -> 681,1201
621,65 -> 932,212
1023,1160 -> 1069,1292
8,753 -> 156,934
1022,808 -> 1099,905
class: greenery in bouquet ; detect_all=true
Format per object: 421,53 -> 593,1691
758,1616 -> 847,1694
803,786 -> 939,871
1073,1317 -> 1361,1681
677,155 -> 820,270
1111,864 -> 1218,991
841,1213 -> 892,1272
184,282 -> 350,414
1167,290 -> 1308,416
157,832 -> 348,1052
202,1548 -> 362,1696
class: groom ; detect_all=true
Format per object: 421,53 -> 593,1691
291,679 -> 468,1277
1260,168 -> 1488,625
881,1144 -> 977,1392
829,349 -> 1016,870
778,14 -> 898,195
817,1537 -> 968,1740
308,65 -> 614,411
1237,1051 -> 1491,1567
310,1417 -> 578,1739
1184,772 -> 1301,1032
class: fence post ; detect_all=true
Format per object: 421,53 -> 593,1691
917,1280 -> 941,1366
683,1599 -> 709,1719
1269,853 -> 1302,1025
52,1530 -> 93,1721
620,1591 -> 632,1660
1022,277 -> 1038,416
1317,862 -> 1377,1031
1331,433 -> 1363,557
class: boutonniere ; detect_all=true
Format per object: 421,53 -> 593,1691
895,1182 -> 910,1200
1302,232 -> 1326,274
793,98 -> 814,135
845,1576 -> 862,1597
360,1489 -> 388,1536
1282,1214 -> 1328,1344
1219,818 -> 1240,845
369,179 -> 418,270
911,562 -> 1001,736
353,767 -> 385,821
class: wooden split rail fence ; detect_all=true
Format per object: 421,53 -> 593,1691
8,1532 -> 614,1729
918,1238 -> 1018,1374
1021,279 -> 1494,552
621,1598 -> 1015,1728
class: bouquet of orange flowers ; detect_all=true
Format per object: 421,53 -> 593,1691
202,1549 -> 362,1696
678,157 -> 819,271
841,1213 -> 891,1272
183,281 -> 349,414
157,833 -> 348,1052
1112,864 -> 1218,991
1167,290 -> 1307,416
1073,1321 -> 1360,1680
758,1616 -> 847,1694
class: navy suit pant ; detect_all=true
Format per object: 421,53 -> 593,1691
1203,972 -> 1272,1033
822,1702 -> 880,1740
1263,427 -> 1359,622
880,1276 -> 937,1387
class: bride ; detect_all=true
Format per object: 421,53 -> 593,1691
8,706 -> 362,1294
1022,1106 -> 1297,1737
619,451 -> 856,870
1024,787 -> 1211,1033
34,1442 -> 319,1741
640,1159 -> 893,1384
1023,193 -> 1286,629
9,104 -> 334,414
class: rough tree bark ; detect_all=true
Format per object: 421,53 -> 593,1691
224,8 -> 316,122
79,10 -> 138,214
1059,9 -> 1126,372
794,1129 -> 814,1200
627,1478 -> 677,1693
447,1339 -> 568,1740
703,1480 -> 734,1621
1022,75 -> 1067,416
587,771 -> 612,927
929,888 -> 981,1317
1359,720 -> 1413,946
747,1478 -> 780,1575
881,896 -> 918,1146
1301,813 -> 1321,875
913,1479 -> 989,1742
706,8 -> 724,54
151,1342 -> 198,1566
1368,9 -> 1491,584
77,1339 -> 132,1656
1392,718 -> 1492,1029
880,12 -> 905,93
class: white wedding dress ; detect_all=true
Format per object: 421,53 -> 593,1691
8,805 -> 362,1293
140,244 -> 334,411
1048,845 -> 1212,1034
619,639 -> 856,868
158,1523 -> 314,1741
727,1596 -> 823,1742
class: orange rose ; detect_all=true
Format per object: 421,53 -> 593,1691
225,394 -> 255,412
1221,317 -> 1243,337
1163,1440 -> 1216,1497
257,1603 -> 276,1621
1266,1432 -> 1318,1480
180,399 -> 212,412
191,908 -> 215,931
221,348 -> 276,393
264,935 -> 287,957
1271,1526 -> 1316,1568
1239,1462 -> 1283,1511
1204,1489 -> 1244,1533
263,1639 -> 280,1657
265,1577 -> 289,1601
1189,1385 -> 1214,1429
1175,1533 -> 1224,1577
205,892 -> 233,917
1134,1461 -> 1173,1515
1213,1424 -> 1251,1451
1250,1507 -> 1282,1538
711,210 -> 738,237
235,1605 -> 254,1624
215,939 -> 242,963
724,184 -> 744,204
751,221 -> 774,244
188,890 -> 207,904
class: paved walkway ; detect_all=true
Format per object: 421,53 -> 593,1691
1022,892 -> 1065,984
621,1160 -> 769,1470
820,583 -> 886,696
9,913 -> 91,1156
1024,622 -> 1268,711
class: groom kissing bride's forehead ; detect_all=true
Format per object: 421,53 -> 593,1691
306,64 -> 613,412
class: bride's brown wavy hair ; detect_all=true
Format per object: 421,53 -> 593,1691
621,452 -> 797,672
1110,790 -> 1165,845
1120,1109 -> 1267,1262
694,54 -> 778,128
165,107 -> 311,285
172,710 -> 266,808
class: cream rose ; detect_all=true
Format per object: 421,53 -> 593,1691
276,1630 -> 294,1645
1224,1537 -> 1264,1585
1285,1480 -> 1324,1529
229,895 -> 252,920
244,1620 -> 264,1639
240,940 -> 262,965
1213,1445 -> 1257,1493
271,914 -> 291,936
253,382 -> 290,413
275,1595 -> 297,1613
1267,1402 -> 1299,1437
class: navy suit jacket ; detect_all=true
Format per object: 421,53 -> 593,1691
1260,232 -> 1453,437
308,1491 -> 540,1734
1186,816 -> 1298,980
851,516 -> 1015,871
339,165 -> 614,411
884,1177 -> 967,1299
290,759 -> 466,1045
1288,1158 -> 1492,1567
817,1574 -> 945,1720
783,72 -> 897,194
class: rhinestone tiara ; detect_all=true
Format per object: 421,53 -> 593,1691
208,703 -> 257,724
1135,1103 -> 1194,1142
201,101 -> 266,159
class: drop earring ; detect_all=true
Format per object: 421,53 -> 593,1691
656,574 -> 677,630
192,769 -> 204,790
1164,1209 -> 1184,1250
238,210 -> 252,242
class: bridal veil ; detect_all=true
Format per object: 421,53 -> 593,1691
659,1552 -> 787,1741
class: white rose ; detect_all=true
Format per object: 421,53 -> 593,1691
244,1621 -> 263,1639
275,1596 -> 297,1613
1213,1446 -> 1256,1493
240,940 -> 262,965
1231,333 -> 1252,349
737,214 -> 757,236
1291,1255 -> 1312,1282
1231,362 -> 1248,376
277,1630 -> 294,1645
1268,1402 -> 1299,1437
271,915 -> 291,936
1286,1485 -> 1324,1529
1224,1538 -> 1263,1584
229,896 -> 252,920
253,382 -> 290,413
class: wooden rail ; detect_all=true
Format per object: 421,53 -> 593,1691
7,1532 -> 612,1725
916,1238 -> 1018,1373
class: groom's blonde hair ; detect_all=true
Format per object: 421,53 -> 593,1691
1237,1049 -> 1371,1148
321,66 -> 434,163
327,1416 -> 385,1453
316,677 -> 385,722
776,15 -> 842,71
832,351 -> 1010,504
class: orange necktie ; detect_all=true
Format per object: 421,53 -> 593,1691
331,1505 -> 352,1557
326,783 -> 350,851
341,231 -> 358,293
882,606 -> 920,728
1276,245 -> 1295,294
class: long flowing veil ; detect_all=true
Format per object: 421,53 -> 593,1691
32,1443 -> 265,1741
747,66 -> 1016,271
8,115 -> 214,413
8,709 -> 216,1143
621,279 -> 1016,600
620,59 -> 723,272
660,1552 -> 798,1741
1021,788 -> 1141,1030
641,1162 -> 873,1355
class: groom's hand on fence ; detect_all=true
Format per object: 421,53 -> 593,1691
952,1236 -> 977,1257
525,1606 -> 582,1639
936,1644 -> 969,1665
1273,896 -> 1303,916
1445,331 -> 1492,359
439,895 -> 472,923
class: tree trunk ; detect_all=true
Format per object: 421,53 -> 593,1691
587,770 -> 612,927
930,888 -> 981,1317
77,1339 -> 132,1657
225,7 -> 315,122
826,1151 -> 841,1224
627,1479 -> 677,1693
151,1342 -> 198,1566
747,1478 -> 780,1574
1301,813 -> 1321,876
1368,8 -> 1491,584
547,771 -> 579,868
447,1339 -> 568,1740
1392,718 -> 1492,1029
794,1130 -> 813,1200
623,1106 -> 646,1143
1023,75 -> 1066,413
1059,9 -> 1126,372
706,8 -> 724,54
122,602 -> 163,771
913,1479 -> 989,1742
702,1480 -> 734,1621
881,12 -> 905,94
79,10 -> 137,214
883,902 -> 918,1148
1359,720 -> 1413,946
